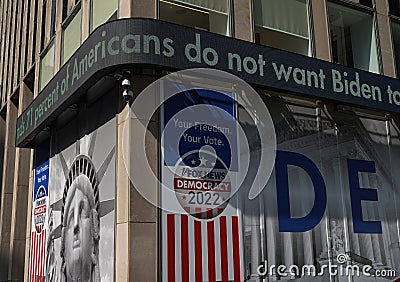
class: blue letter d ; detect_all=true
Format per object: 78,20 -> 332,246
276,150 -> 327,232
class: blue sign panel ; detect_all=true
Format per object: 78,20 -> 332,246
33,160 -> 49,201
163,88 -> 238,171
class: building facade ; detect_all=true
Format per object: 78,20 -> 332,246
0,0 -> 400,281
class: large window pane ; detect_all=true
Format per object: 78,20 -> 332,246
253,0 -> 310,56
389,0 -> 400,17
90,0 -> 118,32
39,43 -> 55,91
238,91 -> 400,279
391,21 -> 400,77
328,2 -> 379,73
50,0 -> 57,37
159,0 -> 230,36
61,8 -> 82,64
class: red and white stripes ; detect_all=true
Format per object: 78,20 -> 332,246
163,214 -> 243,282
29,230 -> 46,282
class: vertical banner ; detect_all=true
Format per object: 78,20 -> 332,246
29,160 -> 50,282
123,69 -> 276,281
46,118 -> 116,281
161,85 -> 244,281
27,115 -> 116,281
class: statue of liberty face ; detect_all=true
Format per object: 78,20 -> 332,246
63,175 -> 95,281
58,137 -> 114,281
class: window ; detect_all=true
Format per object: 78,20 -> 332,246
327,2 -> 379,73
90,0 -> 118,32
389,0 -> 400,17
40,0 -> 47,50
391,21 -> 400,77
40,0 -> 57,51
39,43 -> 55,91
159,0 -> 230,36
253,0 -> 311,56
50,0 -> 57,37
61,7 -> 82,64
63,0 -> 79,21
359,0 -> 373,8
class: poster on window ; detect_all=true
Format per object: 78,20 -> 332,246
160,83 -> 246,281
41,118 -> 116,281
29,160 -> 50,282
237,97 -> 400,281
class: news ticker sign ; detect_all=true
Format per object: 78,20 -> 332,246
15,18 -> 400,147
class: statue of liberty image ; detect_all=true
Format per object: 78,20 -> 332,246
45,130 -> 115,281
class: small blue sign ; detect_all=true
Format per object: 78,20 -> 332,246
34,160 -> 49,200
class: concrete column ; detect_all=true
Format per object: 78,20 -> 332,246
233,0 -> 253,41
118,0 -> 157,19
298,169 -> 314,267
6,0 -> 17,95
8,84 -> 33,280
358,174 -> 374,261
12,0 -> 23,87
44,0 -> 52,46
81,0 -> 90,41
249,206 -> 260,281
53,0 -> 63,72
34,0 -> 44,96
310,0 -> 331,61
367,175 -> 383,265
375,177 -> 395,269
0,101 -> 18,280
23,153 -> 34,282
265,175 -> 277,280
289,169 -> 305,268
0,0 -> 9,101
129,75 -> 158,282
115,75 -> 159,281
1,0 -> 13,104
333,158 -> 351,254
280,168 -> 297,272
18,0 -> 29,79
116,105 -> 129,281
26,0 -> 37,69
282,232 -> 294,277
8,152 -> 31,280
340,153 -> 361,257
375,0 -> 397,77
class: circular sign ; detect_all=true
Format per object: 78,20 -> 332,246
174,148 -> 230,219
34,185 -> 47,233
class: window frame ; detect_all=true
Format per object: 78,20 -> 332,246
38,38 -> 56,91
89,0 -> 118,32
60,1 -> 82,65
251,0 -> 313,56
158,0 -> 233,37
326,0 -> 381,73
389,17 -> 400,77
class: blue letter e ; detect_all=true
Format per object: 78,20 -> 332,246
347,159 -> 382,234
276,151 -> 327,232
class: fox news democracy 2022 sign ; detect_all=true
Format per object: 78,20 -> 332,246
15,18 -> 400,147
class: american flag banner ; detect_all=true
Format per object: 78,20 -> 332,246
29,161 -> 50,282
161,84 -> 243,281
162,212 -> 244,282
29,229 -> 47,282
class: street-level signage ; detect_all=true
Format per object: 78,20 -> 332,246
16,18 -> 400,147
